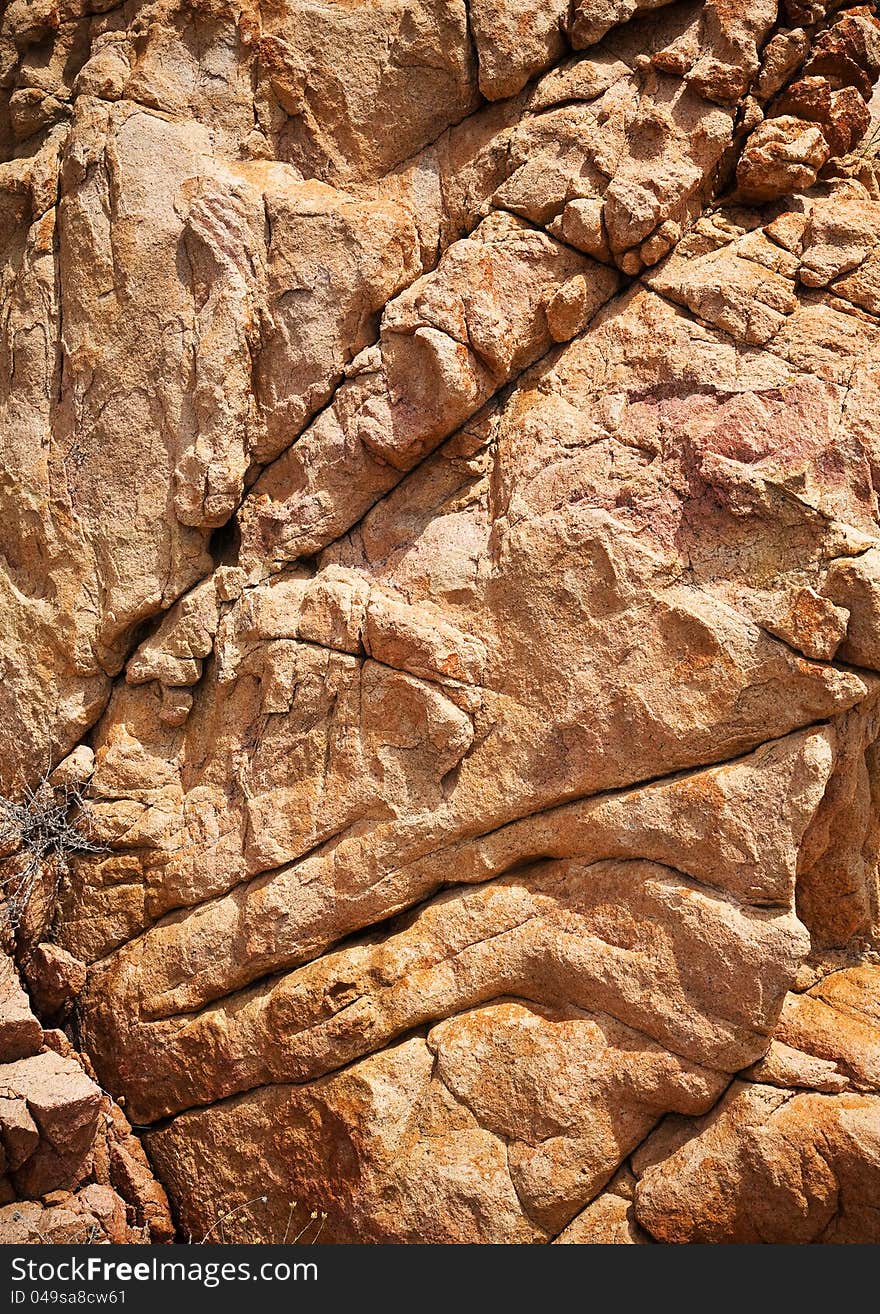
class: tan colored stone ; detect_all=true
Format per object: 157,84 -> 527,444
738,116 -> 832,201
634,1082 -> 880,1243
470,0 -> 569,100
0,970 -> 43,1063
24,944 -> 87,1018
743,1038 -> 848,1092
2,1051 -> 101,1196
774,967 -> 880,1089
0,1098 -> 39,1173
0,946 -> 171,1242
6,0 -> 880,1250
555,1170 -> 649,1243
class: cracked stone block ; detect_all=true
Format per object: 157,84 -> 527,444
0,971 -> 43,1064
0,951 -> 173,1243
5,0 -> 880,1247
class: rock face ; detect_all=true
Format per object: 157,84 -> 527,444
0,955 -> 172,1243
4,0 -> 880,1244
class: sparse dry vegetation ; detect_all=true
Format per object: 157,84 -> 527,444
196,1195 -> 328,1245
0,775 -> 104,938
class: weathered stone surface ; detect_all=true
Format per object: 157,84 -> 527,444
0,955 -> 172,1244
633,1081 -> 880,1242
5,0 -> 880,1247
23,944 -> 87,1019
0,969 -> 43,1064
554,1168 -> 649,1244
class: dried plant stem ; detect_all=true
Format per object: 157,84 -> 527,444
0,774 -> 105,938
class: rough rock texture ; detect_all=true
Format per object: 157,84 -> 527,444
5,0 -> 880,1244
0,955 -> 172,1243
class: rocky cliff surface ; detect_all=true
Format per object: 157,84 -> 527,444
3,0 -> 880,1243
0,949 -> 171,1242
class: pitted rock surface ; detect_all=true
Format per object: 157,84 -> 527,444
4,0 -> 880,1243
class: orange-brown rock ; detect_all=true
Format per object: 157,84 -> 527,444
633,1082 -> 880,1243
0,956 -> 172,1244
4,0 -> 880,1247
